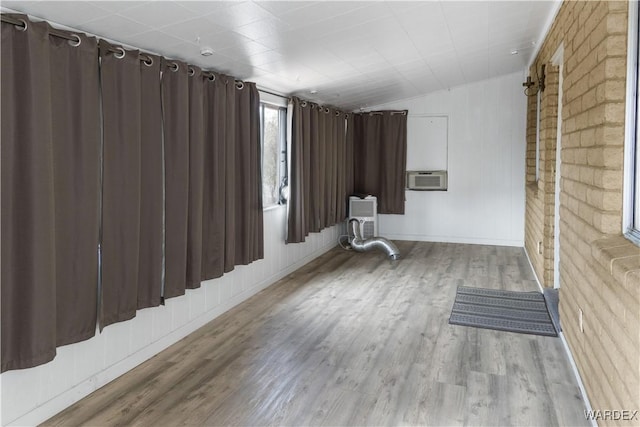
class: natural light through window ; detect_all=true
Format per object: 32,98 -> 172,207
261,103 -> 286,208
624,0 -> 640,242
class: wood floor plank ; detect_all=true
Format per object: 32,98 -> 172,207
43,243 -> 589,427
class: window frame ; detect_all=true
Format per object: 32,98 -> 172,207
259,99 -> 288,209
624,0 -> 640,244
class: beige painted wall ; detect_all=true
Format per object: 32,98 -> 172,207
524,1 -> 639,423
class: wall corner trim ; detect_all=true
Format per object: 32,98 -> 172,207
527,0 -> 563,68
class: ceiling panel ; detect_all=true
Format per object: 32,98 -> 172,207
77,14 -> 152,38
157,17 -> 226,43
124,1 -> 193,28
1,0 -> 558,111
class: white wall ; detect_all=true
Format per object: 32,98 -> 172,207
373,71 -> 527,247
0,206 -> 341,426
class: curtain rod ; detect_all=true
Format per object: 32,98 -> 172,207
1,14 -> 155,64
365,111 -> 407,115
257,87 -> 290,100
1,14 -> 245,85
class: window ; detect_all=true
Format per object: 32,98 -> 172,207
625,0 -> 640,241
260,103 -> 287,208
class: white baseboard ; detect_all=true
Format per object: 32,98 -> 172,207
383,233 -> 523,247
523,246 -> 545,293
558,332 -> 596,427
523,246 -> 595,426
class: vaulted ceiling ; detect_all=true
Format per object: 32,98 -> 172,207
1,1 -> 558,110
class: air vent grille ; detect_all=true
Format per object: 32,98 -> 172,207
350,200 -> 376,217
416,175 -> 442,187
362,221 -> 375,239
406,170 -> 447,190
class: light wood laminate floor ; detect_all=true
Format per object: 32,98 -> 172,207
45,242 -> 589,426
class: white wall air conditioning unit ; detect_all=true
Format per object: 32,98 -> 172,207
407,170 -> 448,190
348,195 -> 378,239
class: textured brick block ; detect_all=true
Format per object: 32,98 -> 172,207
606,12 -> 628,34
525,1 -> 638,414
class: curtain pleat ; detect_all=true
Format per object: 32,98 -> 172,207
345,114 -> 355,199
335,112 -> 347,222
379,113 -> 407,214
308,105 -> 319,232
317,107 -> 327,230
326,109 -> 337,226
1,17 -> 57,372
201,77 -> 263,274
352,111 -> 408,214
234,82 -> 263,264
202,75 -> 226,279
162,59 -> 189,299
186,66 -> 205,289
223,78 -> 237,272
100,41 -> 141,327
50,27 -> 101,343
137,54 -> 163,309
286,98 -> 307,243
286,98 -> 347,244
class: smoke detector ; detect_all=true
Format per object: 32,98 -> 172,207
200,47 -> 214,56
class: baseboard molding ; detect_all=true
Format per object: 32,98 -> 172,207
523,246 -> 595,426
383,233 -> 523,247
523,246 -> 545,293
558,331 -> 596,427
8,238 -> 338,427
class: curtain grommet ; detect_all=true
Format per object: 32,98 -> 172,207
114,47 -> 125,59
143,56 -> 154,67
168,62 -> 179,72
68,34 -> 81,47
235,81 -> 244,90
324,107 -> 330,114
15,18 -> 27,32
208,74 -> 215,82
188,67 -> 195,76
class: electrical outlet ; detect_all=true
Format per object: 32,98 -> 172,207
579,308 -> 584,333
538,241 -> 543,254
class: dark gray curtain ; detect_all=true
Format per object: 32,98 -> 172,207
186,66 -> 205,289
234,82 -> 264,264
137,53 -> 163,309
51,26 -> 101,343
287,98 -> 347,243
353,111 -> 408,214
287,97 -> 308,243
1,17 -> 56,372
1,16 -> 101,372
1,14 -> 264,372
200,76 -> 263,278
345,113 -> 355,201
100,40 -> 142,327
202,74 -> 227,279
223,77 -> 238,273
162,59 -> 190,299
335,112 -> 348,222
102,45 -> 162,315
308,104 -> 320,232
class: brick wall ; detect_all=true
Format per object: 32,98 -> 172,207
525,66 -> 559,288
524,1 -> 639,423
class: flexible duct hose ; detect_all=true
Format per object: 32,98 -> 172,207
349,219 -> 400,260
